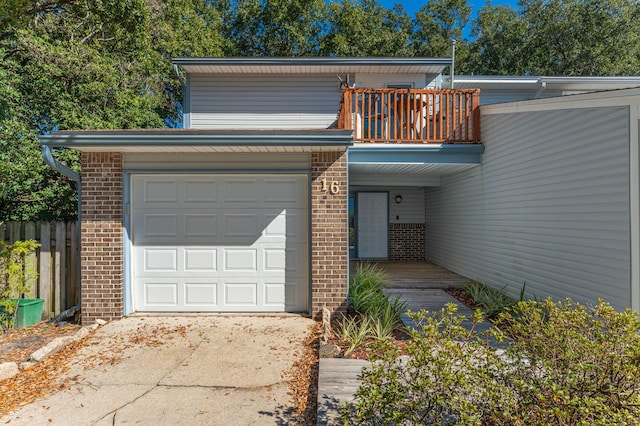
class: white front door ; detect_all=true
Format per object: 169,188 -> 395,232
131,174 -> 308,313
357,192 -> 388,258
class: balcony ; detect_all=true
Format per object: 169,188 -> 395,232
336,88 -> 480,143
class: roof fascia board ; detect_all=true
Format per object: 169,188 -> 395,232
39,130 -> 354,148
481,87 -> 640,115
444,75 -> 640,90
172,57 -> 452,67
348,143 -> 484,164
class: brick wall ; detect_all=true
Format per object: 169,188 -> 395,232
80,152 -> 123,325
310,151 -> 348,320
389,223 -> 425,260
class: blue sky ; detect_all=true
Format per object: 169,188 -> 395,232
377,0 -> 519,38
379,0 -> 518,16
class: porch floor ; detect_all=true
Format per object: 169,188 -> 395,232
351,260 -> 473,289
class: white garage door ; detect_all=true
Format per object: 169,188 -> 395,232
131,174 -> 308,312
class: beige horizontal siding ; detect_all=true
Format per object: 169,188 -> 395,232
189,74 -> 342,129
426,105 -> 631,310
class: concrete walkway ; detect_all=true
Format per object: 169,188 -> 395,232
318,262 -> 489,425
3,315 -> 315,425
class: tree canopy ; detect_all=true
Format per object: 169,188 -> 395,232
1,0 -> 639,220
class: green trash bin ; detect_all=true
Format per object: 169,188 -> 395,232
15,298 -> 44,328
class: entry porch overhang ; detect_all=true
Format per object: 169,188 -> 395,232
348,143 -> 484,187
39,129 -> 354,153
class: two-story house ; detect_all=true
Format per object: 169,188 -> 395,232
40,57 -> 640,324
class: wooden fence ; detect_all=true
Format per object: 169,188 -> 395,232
0,221 -> 79,319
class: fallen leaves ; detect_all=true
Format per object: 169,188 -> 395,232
283,322 -> 321,425
0,323 -> 81,364
0,333 -> 90,418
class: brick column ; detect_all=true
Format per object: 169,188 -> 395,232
80,152 -> 123,325
310,151 -> 348,320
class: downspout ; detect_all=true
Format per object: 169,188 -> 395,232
534,79 -> 547,98
173,64 -> 186,87
450,39 -> 456,90
41,145 -> 82,311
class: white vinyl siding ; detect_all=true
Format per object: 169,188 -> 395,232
189,74 -> 342,129
425,105 -> 631,310
123,152 -> 310,170
352,186 -> 425,224
355,73 -> 434,90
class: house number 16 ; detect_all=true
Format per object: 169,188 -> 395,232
320,178 -> 340,194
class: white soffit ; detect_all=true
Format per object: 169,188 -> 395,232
173,57 -> 451,75
349,163 -> 479,178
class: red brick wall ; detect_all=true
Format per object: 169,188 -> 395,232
80,152 -> 123,325
389,223 -> 426,260
311,151 -> 348,320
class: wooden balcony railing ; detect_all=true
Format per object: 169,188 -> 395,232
337,88 -> 480,143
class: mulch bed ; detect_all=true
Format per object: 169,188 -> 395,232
446,287 -> 482,310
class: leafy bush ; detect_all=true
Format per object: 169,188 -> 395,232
0,240 -> 41,329
348,262 -> 389,314
341,299 -> 640,425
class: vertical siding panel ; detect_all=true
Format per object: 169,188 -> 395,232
24,222 -> 37,298
54,222 -> 66,313
39,222 -> 52,319
426,105 -> 631,310
8,222 -> 20,243
69,221 -> 79,307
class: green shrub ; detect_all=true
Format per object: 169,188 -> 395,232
337,263 -> 407,353
348,262 -> 389,314
341,299 -> 640,425
338,315 -> 373,356
461,281 -> 515,318
0,240 -> 41,329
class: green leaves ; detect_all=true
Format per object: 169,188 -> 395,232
323,0 -> 413,57
342,299 -> 640,425
468,0 -> 640,75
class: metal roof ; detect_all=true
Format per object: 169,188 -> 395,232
173,57 -> 452,75
442,75 -> 640,91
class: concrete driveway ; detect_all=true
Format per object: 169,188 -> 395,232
3,315 -> 316,425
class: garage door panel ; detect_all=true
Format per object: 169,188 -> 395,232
144,180 -> 178,203
264,178 -> 305,204
223,179 -> 258,202
185,214 -> 217,237
184,249 -> 217,271
224,282 -> 258,306
144,280 -> 179,306
133,173 -> 308,313
262,211 -> 307,240
142,214 -> 178,238
184,179 -> 218,203
264,283 -> 285,306
144,248 -> 178,272
223,213 -> 259,238
223,248 -> 257,271
184,281 -> 217,306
